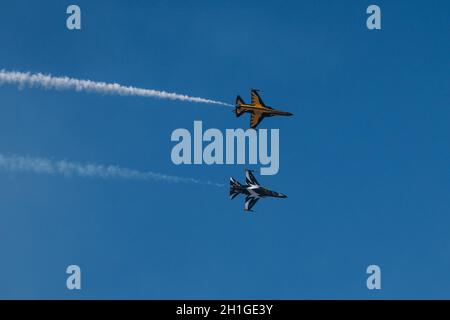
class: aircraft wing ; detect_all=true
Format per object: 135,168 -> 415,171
250,111 -> 264,129
250,90 -> 265,108
244,195 -> 259,211
245,169 -> 260,186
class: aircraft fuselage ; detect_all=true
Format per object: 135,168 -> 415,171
234,184 -> 287,199
237,104 -> 293,117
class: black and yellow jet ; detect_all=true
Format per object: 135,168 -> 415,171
235,89 -> 293,129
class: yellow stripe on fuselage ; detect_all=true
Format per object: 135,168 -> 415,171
239,104 -> 267,111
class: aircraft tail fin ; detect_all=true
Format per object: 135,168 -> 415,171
235,96 -> 245,117
229,177 -> 242,200
236,95 -> 245,106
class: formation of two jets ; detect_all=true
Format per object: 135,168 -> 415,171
230,90 -> 292,212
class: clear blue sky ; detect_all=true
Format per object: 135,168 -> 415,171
0,0 -> 449,299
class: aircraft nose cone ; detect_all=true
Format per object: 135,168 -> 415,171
286,112 -> 293,116
279,193 -> 288,198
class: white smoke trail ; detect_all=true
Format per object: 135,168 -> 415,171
0,70 -> 233,107
0,153 -> 223,187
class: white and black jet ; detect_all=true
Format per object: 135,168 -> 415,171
229,169 -> 287,212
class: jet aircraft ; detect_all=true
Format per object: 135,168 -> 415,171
229,169 -> 287,212
235,89 -> 293,129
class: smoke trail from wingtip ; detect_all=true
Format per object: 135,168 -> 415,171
0,70 -> 233,107
0,153 -> 224,187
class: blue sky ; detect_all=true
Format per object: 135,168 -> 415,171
0,0 -> 449,299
